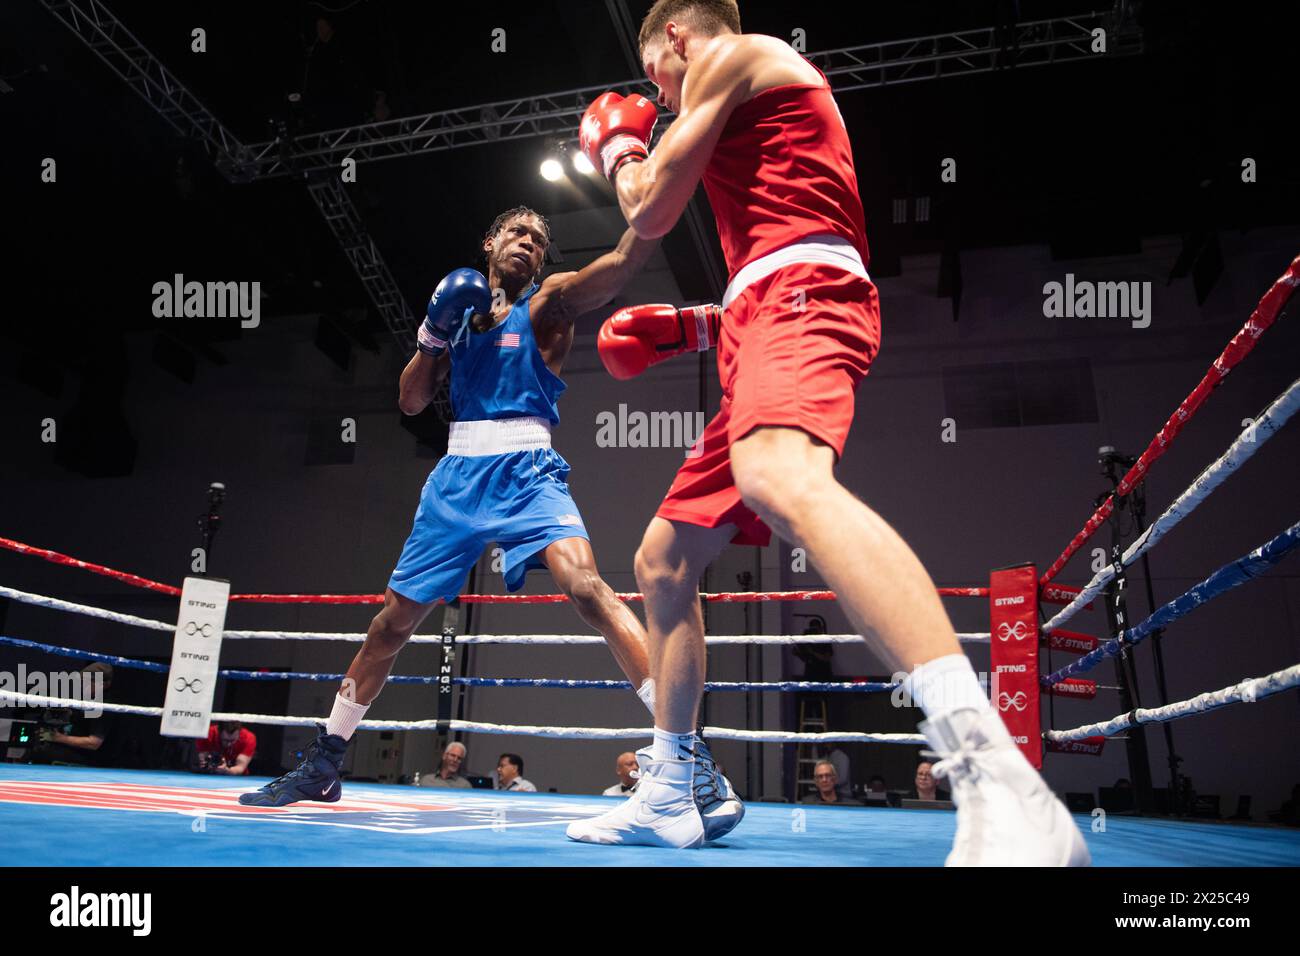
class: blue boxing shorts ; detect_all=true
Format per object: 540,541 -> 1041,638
388,442 -> 589,605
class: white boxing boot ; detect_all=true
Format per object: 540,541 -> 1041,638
921,708 -> 1091,866
566,747 -> 704,848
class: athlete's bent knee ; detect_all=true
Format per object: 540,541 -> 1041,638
733,456 -> 807,522
564,569 -> 604,610
366,609 -> 414,657
635,545 -> 692,596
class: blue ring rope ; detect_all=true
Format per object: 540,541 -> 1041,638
0,636 -> 893,694
1042,519 -> 1300,686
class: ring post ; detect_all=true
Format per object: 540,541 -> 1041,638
989,563 -> 1041,769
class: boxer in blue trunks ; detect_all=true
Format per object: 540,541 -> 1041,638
242,206 -> 743,840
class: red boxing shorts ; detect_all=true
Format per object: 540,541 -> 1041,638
655,262 -> 881,546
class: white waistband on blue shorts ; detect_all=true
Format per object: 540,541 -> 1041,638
722,233 -> 871,309
447,417 -> 552,456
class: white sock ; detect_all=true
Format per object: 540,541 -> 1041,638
903,654 -> 990,721
636,678 -> 656,717
651,726 -> 695,762
326,692 -> 369,740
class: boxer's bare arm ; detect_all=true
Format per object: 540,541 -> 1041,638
530,226 -> 658,370
614,39 -> 752,239
533,226 -> 658,326
397,349 -> 450,416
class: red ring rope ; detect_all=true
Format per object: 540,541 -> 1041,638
0,537 -> 181,595
1039,254 -> 1300,585
0,537 -> 989,604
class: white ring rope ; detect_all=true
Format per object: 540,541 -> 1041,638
0,587 -> 988,644
0,586 -> 175,632
0,691 -> 924,744
1044,662 -> 1300,742
1044,378 -> 1300,634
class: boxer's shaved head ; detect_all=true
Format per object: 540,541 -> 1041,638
637,0 -> 740,53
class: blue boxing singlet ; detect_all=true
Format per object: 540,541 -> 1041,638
448,284 -> 566,424
387,281 -> 589,603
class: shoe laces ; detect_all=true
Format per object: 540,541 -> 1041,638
924,744 -> 982,791
690,751 -> 724,806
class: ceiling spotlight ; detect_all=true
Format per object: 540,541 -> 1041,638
540,158 -> 564,181
572,150 -> 595,175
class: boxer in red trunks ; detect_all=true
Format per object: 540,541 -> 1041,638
566,0 -> 1089,863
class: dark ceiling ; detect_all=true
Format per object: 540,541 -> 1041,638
0,0 -> 1295,472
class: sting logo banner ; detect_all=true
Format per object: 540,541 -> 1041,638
989,564 -> 1041,769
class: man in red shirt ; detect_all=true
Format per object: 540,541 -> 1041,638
196,720 -> 256,776
568,0 -> 1088,864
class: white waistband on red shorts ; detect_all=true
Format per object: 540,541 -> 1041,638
447,417 -> 552,456
722,234 -> 871,309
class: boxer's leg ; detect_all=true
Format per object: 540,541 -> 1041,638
543,537 -> 650,690
633,517 -> 736,734
565,516 -> 736,848
243,460 -> 473,808
548,534 -> 743,838
730,425 -> 1090,865
729,426 -> 961,674
240,588 -> 439,808
325,587 -> 437,741
343,587 -> 440,705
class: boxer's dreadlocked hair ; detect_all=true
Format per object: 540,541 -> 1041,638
637,0 -> 741,52
482,205 -> 552,251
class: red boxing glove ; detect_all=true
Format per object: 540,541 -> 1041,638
580,92 -> 658,182
598,304 -> 722,380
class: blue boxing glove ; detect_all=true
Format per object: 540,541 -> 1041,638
418,268 -> 494,356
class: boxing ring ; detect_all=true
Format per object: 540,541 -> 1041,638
1,256 -> 1298,868
4,764 -> 1300,866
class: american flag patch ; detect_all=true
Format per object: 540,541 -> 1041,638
496,332 -> 521,348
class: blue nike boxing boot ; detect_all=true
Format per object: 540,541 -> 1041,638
238,723 -> 349,807
692,734 -> 745,841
